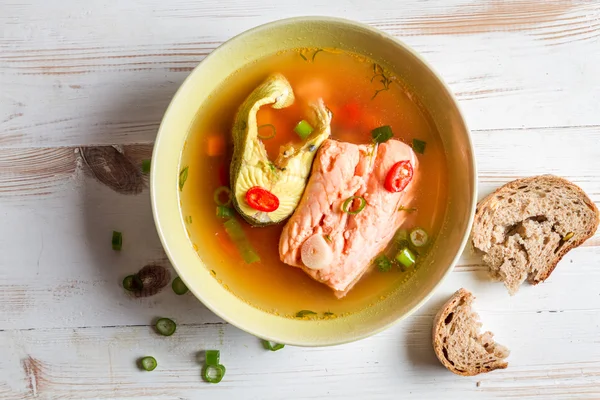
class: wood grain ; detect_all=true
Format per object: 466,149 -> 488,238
2,0 -> 600,398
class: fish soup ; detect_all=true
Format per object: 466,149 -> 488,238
179,48 -> 448,319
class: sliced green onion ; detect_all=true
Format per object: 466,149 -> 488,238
257,124 -> 276,140
179,166 -> 189,191
323,311 -> 336,318
205,350 -> 220,366
375,255 -> 392,272
155,318 -> 177,336
262,340 -> 285,351
112,231 -> 122,251
123,274 -> 143,291
216,206 -> 235,219
203,364 -> 226,384
342,196 -> 367,215
412,139 -> 426,154
296,310 -> 317,318
172,277 -> 189,295
395,248 -> 416,268
186,215 -> 193,224
223,218 -> 261,264
398,205 -> 417,213
140,356 -> 157,371
213,186 -> 232,206
371,125 -> 393,144
141,159 -> 151,174
409,227 -> 429,247
294,120 -> 314,140
394,229 -> 408,243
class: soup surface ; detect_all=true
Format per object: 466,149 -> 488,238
179,48 -> 448,318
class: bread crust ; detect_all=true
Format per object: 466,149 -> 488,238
473,175 -> 599,286
432,288 -> 508,376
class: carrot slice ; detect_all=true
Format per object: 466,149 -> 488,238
206,135 -> 226,157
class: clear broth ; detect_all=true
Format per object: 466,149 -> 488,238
179,49 -> 448,318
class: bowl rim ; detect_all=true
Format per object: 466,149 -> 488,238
151,16 -> 477,346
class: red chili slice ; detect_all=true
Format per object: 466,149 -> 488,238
245,187 -> 279,212
384,160 -> 413,193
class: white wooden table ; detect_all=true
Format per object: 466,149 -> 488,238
1,1 -> 599,399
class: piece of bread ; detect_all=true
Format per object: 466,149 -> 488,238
432,288 -> 509,376
472,175 -> 599,294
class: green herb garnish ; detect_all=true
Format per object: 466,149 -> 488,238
398,205 -> 417,213
262,340 -> 285,351
205,350 -> 220,366
213,186 -> 232,206
371,125 -> 393,144
323,311 -> 336,318
112,231 -> 122,251
155,318 -> 177,336
140,356 -> 157,371
412,139 -> 426,154
299,53 -> 308,61
216,205 -> 235,219
179,166 -> 189,191
296,310 -> 317,318
324,234 -> 332,243
312,49 -> 323,61
141,159 -> 151,174
172,277 -> 189,295
294,120 -> 314,140
342,196 -> 367,215
203,364 -> 226,384
371,63 -> 392,100
123,274 -> 143,291
257,124 -> 276,140
375,255 -> 392,272
395,248 -> 416,268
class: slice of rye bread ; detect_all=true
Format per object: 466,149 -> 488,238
432,288 -> 509,376
472,175 -> 599,294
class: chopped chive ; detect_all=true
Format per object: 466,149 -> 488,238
205,350 -> 220,366
375,255 -> 392,272
216,205 -> 235,219
262,340 -> 285,351
123,274 -> 143,291
179,166 -> 189,191
112,231 -> 122,251
223,218 -> 261,264
342,196 -> 367,215
395,248 -> 416,268
296,310 -> 317,318
140,356 -> 157,371
257,124 -> 276,140
213,186 -> 232,206
398,205 -> 417,213
141,159 -> 151,174
299,53 -> 308,61
409,228 -> 429,248
155,318 -> 177,336
172,277 -> 189,295
203,364 -> 226,384
312,49 -> 323,62
371,125 -> 393,144
412,139 -> 427,154
294,120 -> 314,140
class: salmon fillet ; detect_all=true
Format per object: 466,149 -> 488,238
279,138 -> 419,297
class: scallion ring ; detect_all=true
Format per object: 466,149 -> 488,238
262,340 -> 285,351
294,120 -> 314,140
213,186 -> 232,206
216,205 -> 235,219
171,277 -> 189,295
205,350 -> 220,366
203,364 -> 226,384
123,274 -> 143,291
112,231 -> 122,251
257,124 -> 276,140
395,248 -> 416,268
140,356 -> 157,371
409,227 -> 429,247
342,196 -> 367,215
155,318 -> 177,336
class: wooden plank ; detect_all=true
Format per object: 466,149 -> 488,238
0,126 -> 599,330
2,311 -> 600,399
1,1 -> 599,147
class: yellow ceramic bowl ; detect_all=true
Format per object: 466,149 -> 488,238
151,17 -> 476,346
